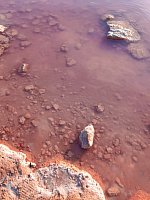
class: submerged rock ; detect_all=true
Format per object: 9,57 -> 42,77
102,14 -> 115,21
107,20 -> 140,42
0,144 -> 105,200
79,124 -> 95,149
127,43 -> 150,59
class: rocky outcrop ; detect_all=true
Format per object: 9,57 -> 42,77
107,20 -> 140,42
0,144 -> 105,200
79,124 -> 95,149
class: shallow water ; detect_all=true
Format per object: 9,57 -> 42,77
0,0 -> 150,199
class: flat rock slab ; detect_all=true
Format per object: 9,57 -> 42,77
107,20 -> 140,42
127,43 -> 150,59
0,144 -> 105,200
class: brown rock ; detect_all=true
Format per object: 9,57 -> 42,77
60,44 -> 68,52
24,85 -> 35,92
107,186 -> 120,197
66,57 -> 76,67
95,104 -> 105,113
52,103 -> 59,110
20,41 -> 31,47
31,120 -> 38,127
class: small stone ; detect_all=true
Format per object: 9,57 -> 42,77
20,41 -> 31,47
17,63 -> 29,75
115,177 -> 124,188
60,44 -> 68,52
17,34 -> 27,41
75,42 -> 82,50
95,104 -> 105,113
103,153 -> 111,160
132,155 -> 138,162
58,120 -> 66,126
57,23 -> 65,31
49,19 -> 58,26
0,76 -> 4,80
24,113 -> 31,119
31,120 -> 38,127
5,90 -> 10,96
106,147 -> 113,154
52,103 -> 59,111
98,152 -> 103,159
66,58 -> 76,67
24,85 -> 35,92
107,186 -> 120,197
79,124 -> 95,149
113,138 -> 120,147
88,28 -> 95,34
39,88 -> 46,94
19,116 -> 26,125
45,105 -> 51,110
33,27 -> 41,33
6,28 -> 18,37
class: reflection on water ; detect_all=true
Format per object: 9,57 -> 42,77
0,0 -> 149,199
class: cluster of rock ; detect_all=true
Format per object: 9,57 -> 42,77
0,144 -> 105,200
103,14 -> 150,59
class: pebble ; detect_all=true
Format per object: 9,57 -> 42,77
24,85 -> 35,92
45,105 -> 51,110
31,120 -> 38,127
39,88 -> 46,94
88,28 -> 95,34
94,104 -> 105,113
17,34 -> 27,41
132,155 -> 138,162
20,41 -> 31,47
115,177 -> 124,188
58,120 -> 66,126
107,186 -> 120,197
17,63 -> 29,75
60,44 -> 68,52
75,42 -> 82,50
52,103 -> 59,111
66,58 -> 76,67
57,23 -> 65,31
19,116 -> 26,125
24,113 -> 31,119
0,76 -> 4,80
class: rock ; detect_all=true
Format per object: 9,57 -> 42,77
88,28 -> 95,34
49,19 -> 58,26
59,120 -> 66,126
95,104 -> 105,113
52,103 -> 59,110
24,85 -> 35,92
66,57 -> 76,67
17,63 -> 29,75
107,186 -> 120,197
6,28 -> 18,37
0,75 -> 4,80
31,120 -> 38,127
0,34 -> 9,44
19,116 -> 26,125
79,124 -> 95,149
0,25 -> 7,33
107,20 -> 140,42
0,144 -> 105,200
45,105 -> 51,110
33,27 -> 41,33
57,23 -> 66,31
24,113 -> 31,119
102,14 -> 115,21
75,42 -> 82,50
60,44 -> 68,52
127,43 -> 150,59
39,88 -> 46,94
115,177 -> 124,188
20,41 -> 31,47
17,34 -> 27,41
